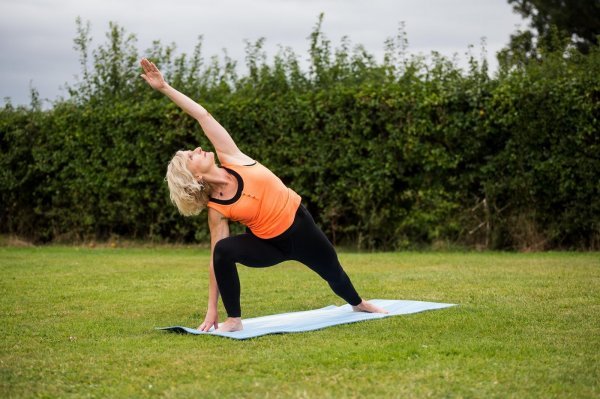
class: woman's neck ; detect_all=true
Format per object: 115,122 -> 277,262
203,166 -> 236,196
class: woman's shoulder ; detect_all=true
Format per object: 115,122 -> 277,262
207,204 -> 229,221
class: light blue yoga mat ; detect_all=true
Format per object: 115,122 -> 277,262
157,299 -> 457,340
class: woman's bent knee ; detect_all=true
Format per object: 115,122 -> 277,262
213,238 -> 236,266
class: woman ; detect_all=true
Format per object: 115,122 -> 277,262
140,58 -> 387,333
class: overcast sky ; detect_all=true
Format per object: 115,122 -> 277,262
0,0 -> 526,107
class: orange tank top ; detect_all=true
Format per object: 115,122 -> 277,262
207,162 -> 302,239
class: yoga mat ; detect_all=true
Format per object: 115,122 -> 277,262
157,299 -> 457,340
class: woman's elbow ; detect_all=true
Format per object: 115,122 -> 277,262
194,108 -> 210,122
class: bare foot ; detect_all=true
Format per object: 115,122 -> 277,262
352,300 -> 389,314
215,317 -> 243,332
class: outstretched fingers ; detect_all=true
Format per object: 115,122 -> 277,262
198,321 -> 218,332
141,58 -> 158,72
140,58 -> 167,90
140,58 -> 157,74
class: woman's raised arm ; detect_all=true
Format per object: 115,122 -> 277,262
140,58 -> 250,164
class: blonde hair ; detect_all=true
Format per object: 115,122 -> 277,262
165,151 -> 212,216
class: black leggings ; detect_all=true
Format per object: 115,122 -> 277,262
213,204 -> 362,317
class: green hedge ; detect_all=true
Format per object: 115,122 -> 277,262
1,20 -> 598,249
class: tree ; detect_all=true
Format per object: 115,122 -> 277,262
507,0 -> 600,54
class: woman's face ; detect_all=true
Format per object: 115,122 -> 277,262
185,147 -> 215,179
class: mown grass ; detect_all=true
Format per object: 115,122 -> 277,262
1,247 -> 598,398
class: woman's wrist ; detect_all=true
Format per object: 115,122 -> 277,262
207,303 -> 218,313
158,82 -> 171,94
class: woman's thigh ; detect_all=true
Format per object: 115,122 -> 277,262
289,207 -> 341,271
216,233 -> 288,268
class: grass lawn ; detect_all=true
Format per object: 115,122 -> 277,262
1,247 -> 598,398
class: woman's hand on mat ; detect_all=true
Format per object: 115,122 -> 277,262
140,58 -> 167,91
198,309 -> 219,332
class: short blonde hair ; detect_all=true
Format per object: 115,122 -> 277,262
165,151 -> 212,216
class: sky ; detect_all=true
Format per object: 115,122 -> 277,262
0,0 -> 526,107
